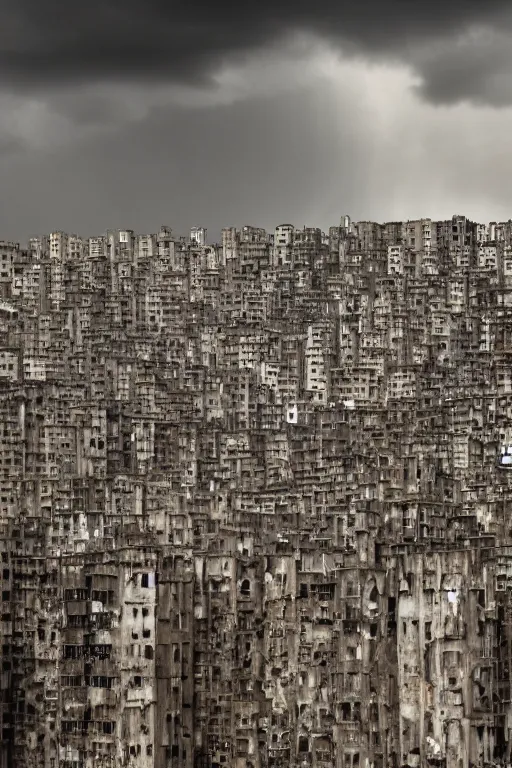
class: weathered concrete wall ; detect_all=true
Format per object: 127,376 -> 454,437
1,218 -> 512,768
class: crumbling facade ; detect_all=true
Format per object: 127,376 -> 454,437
1,216 -> 512,768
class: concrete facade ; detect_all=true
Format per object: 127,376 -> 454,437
0,217 -> 512,768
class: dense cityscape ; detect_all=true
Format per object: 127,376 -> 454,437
1,215 -> 512,768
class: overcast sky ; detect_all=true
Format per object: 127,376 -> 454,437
1,1 -> 512,243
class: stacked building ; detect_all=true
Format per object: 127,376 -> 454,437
1,215 -> 512,768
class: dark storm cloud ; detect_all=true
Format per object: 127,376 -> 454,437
1,1 -> 512,104
413,28 -> 512,107
0,84 -> 363,241
2,72 -> 512,246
